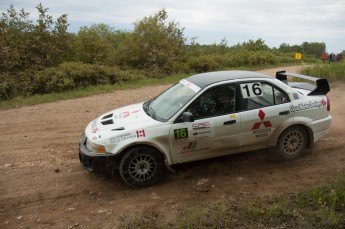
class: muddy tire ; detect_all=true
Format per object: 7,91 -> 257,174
277,126 -> 308,160
119,146 -> 164,187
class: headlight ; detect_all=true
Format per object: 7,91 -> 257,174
86,139 -> 106,154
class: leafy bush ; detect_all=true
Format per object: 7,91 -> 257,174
0,71 -> 38,100
34,62 -> 144,94
185,51 -> 282,73
187,56 -> 220,73
0,73 -> 15,100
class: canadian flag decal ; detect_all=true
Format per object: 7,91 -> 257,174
136,130 -> 146,138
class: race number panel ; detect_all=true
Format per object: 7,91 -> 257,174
240,82 -> 263,98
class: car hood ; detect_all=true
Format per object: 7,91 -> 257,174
85,102 -> 159,139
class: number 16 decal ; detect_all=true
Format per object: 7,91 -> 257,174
174,128 -> 188,139
240,82 -> 263,98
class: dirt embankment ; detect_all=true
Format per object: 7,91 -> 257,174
0,66 -> 344,228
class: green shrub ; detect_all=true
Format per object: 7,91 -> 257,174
0,73 -> 14,100
34,62 -> 144,94
0,71 -> 37,100
187,56 -> 220,73
186,51 -> 281,73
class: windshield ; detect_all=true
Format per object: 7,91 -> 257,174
147,80 -> 200,121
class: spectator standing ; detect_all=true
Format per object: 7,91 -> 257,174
336,53 -> 342,62
321,52 -> 327,63
329,53 -> 335,63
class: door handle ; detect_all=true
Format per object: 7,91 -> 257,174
224,120 -> 236,125
279,110 -> 290,116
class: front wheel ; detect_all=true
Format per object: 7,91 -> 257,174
276,126 -> 308,160
119,146 -> 164,187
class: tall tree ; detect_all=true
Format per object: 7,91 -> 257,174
74,23 -> 126,65
116,9 -> 185,75
241,38 -> 269,51
0,3 -> 71,99
302,42 -> 326,57
0,4 -> 33,73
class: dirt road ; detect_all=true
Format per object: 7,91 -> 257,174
1,66 -> 344,228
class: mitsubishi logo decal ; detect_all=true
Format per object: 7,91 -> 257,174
252,109 -> 272,130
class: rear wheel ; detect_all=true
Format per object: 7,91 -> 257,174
119,146 -> 164,187
277,126 -> 308,160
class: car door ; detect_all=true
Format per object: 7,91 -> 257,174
238,80 -> 293,148
169,83 -> 242,163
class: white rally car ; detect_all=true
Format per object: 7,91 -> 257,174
79,70 -> 331,187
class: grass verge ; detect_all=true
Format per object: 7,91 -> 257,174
300,63 -> 345,81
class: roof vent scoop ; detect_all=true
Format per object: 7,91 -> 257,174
101,113 -> 114,125
102,113 -> 113,120
101,119 -> 114,125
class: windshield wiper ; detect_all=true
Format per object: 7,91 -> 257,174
149,106 -> 157,119
143,101 -> 151,117
144,100 -> 158,120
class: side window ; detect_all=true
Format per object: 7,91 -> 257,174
240,82 -> 289,110
274,87 -> 289,104
185,84 -> 236,119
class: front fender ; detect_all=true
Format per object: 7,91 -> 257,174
112,137 -> 173,167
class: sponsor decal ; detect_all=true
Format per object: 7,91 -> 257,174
109,132 -> 136,144
252,109 -> 272,138
136,130 -> 146,138
113,110 -> 141,119
91,120 -> 98,133
180,79 -> 201,93
174,128 -> 188,139
253,128 -> 272,138
192,130 -> 212,138
321,99 -> 327,106
183,141 -> 197,150
123,111 -> 130,118
289,100 -> 327,112
252,109 -> 272,130
180,141 -> 210,154
192,121 -> 210,130
192,121 -> 214,139
230,114 -> 236,119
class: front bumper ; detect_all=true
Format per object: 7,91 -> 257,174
78,134 -> 118,173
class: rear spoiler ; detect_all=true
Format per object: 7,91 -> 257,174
276,71 -> 330,95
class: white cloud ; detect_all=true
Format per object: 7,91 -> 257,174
1,0 -> 344,52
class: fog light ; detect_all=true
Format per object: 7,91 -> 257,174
86,139 -> 106,154
97,146 -> 106,154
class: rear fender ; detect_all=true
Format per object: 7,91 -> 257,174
268,117 -> 314,149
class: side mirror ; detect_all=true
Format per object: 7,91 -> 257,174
182,112 -> 194,122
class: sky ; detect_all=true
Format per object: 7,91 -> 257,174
1,0 -> 344,53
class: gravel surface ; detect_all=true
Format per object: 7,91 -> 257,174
1,66 -> 344,228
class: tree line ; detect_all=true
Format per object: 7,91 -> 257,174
0,3 -> 326,99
